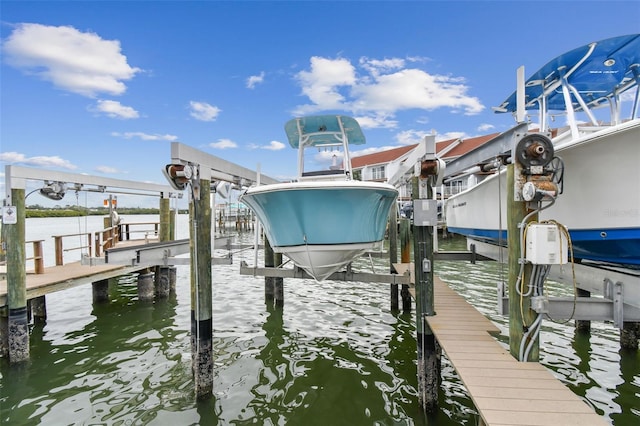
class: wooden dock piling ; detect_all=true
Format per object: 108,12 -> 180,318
399,218 -> 412,312
273,252 -> 284,307
155,267 -> 171,298
92,279 -> 110,303
575,288 -> 591,333
507,165 -> 539,361
412,176 -> 440,413
31,296 -> 46,323
4,188 -> 29,363
621,322 -> 640,350
137,270 -> 155,302
155,197 -> 174,299
264,237 -> 275,304
190,176 -> 213,399
0,307 -> 7,357
388,207 -> 399,311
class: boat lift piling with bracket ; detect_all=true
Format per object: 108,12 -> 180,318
388,133 -> 446,413
162,142 -> 279,399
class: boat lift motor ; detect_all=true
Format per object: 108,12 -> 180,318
163,163 -> 200,200
512,132 -> 559,202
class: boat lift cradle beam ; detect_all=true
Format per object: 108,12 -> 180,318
239,261 -> 412,285
168,142 -> 280,187
80,236 -> 253,268
4,165 -> 182,206
440,122 -> 529,181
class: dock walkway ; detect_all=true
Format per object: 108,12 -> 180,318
0,262 -> 149,307
393,263 -> 608,426
0,239 -> 159,307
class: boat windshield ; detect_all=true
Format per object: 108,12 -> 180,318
301,143 -> 346,178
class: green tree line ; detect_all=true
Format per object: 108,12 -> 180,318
25,205 -> 188,218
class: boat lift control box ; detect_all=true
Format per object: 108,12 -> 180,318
413,199 -> 438,226
525,223 -> 568,265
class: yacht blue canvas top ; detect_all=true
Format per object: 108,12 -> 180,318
496,34 -> 640,113
284,115 -> 366,148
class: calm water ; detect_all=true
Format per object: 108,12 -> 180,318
1,215 -> 638,425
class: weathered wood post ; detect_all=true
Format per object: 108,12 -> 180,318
156,196 -> 173,299
31,296 -> 46,323
507,165 -> 539,361
190,172 -> 213,399
264,236 -> 275,304
399,218 -> 412,312
92,279 -> 110,303
273,251 -> 284,307
159,196 -> 171,242
621,322 -> 639,350
575,288 -> 591,333
388,207 -> 399,311
412,175 -> 440,412
137,269 -> 155,302
0,307 -> 8,357
3,188 -> 29,362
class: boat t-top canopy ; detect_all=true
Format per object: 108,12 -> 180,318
496,34 -> 640,114
284,115 -> 366,149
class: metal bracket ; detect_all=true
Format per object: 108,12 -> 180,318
605,279 -> 625,328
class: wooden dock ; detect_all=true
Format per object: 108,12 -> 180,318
393,263 -> 608,426
0,237 -> 167,307
0,261 -> 149,307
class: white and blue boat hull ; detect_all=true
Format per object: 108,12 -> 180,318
445,120 -> 640,267
241,181 -> 398,280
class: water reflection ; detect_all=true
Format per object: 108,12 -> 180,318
1,224 -> 638,425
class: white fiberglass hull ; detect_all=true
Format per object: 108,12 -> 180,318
445,120 -> 640,267
240,180 -> 398,281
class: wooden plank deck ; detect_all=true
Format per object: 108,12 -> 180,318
0,262 -> 149,307
393,263 -> 608,426
0,239 -> 159,307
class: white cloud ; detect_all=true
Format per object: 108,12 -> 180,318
477,123 -> 495,132
359,57 -> 405,76
262,140 -> 286,151
293,56 -> 356,114
248,140 -> 286,150
209,139 -> 237,149
190,101 -> 221,121
111,132 -> 178,141
2,23 -> 140,97
354,114 -> 398,129
0,151 -> 77,169
395,129 -> 432,146
95,165 -> 121,174
293,55 -> 485,119
352,69 -> 484,114
246,72 -> 265,89
437,131 -> 468,141
94,100 -> 139,119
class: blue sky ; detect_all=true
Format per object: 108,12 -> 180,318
1,1 -> 639,207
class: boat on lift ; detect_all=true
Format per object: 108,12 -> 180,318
240,115 -> 398,281
444,34 -> 640,267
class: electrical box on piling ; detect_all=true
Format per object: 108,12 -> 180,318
525,223 -> 568,265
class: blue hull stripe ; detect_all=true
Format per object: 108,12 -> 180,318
447,227 -> 640,266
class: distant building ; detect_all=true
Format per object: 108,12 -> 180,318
350,132 -> 500,200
